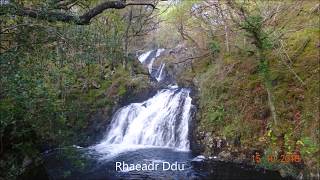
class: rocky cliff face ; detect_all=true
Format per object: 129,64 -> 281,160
79,59 -> 159,147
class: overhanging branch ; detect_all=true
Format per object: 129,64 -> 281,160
1,1 -> 157,25
126,3 -> 156,9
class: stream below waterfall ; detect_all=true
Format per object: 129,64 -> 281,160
43,49 -> 287,180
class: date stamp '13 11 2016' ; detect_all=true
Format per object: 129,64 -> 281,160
252,152 -> 302,164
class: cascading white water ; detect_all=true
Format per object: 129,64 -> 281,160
155,63 -> 165,81
103,87 -> 191,149
92,49 -> 192,158
138,49 -> 166,81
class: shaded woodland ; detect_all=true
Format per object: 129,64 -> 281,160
0,0 -> 319,179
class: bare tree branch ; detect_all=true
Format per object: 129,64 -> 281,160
171,53 -> 210,65
1,1 -> 157,25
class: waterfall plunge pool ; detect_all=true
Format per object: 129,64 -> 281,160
42,86 -> 285,180
43,146 -> 286,180
41,49 -> 287,180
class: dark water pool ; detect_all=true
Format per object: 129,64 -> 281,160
42,147 -> 290,180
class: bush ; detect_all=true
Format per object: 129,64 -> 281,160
209,40 -> 220,55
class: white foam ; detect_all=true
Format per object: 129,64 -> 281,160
91,88 -> 192,159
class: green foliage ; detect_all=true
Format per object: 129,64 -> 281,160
0,2 -> 132,178
116,85 -> 126,96
158,0 -> 201,47
241,15 -> 263,32
1,0 -> 319,179
240,15 -> 273,50
207,106 -> 225,124
222,117 -> 242,139
194,1 -> 319,177
161,0 -> 200,21
208,40 -> 220,55
258,148 -> 278,170
299,137 -> 319,156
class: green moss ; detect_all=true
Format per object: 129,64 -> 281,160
195,18 -> 319,175
117,84 -> 127,96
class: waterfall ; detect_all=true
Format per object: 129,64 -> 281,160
138,49 -> 166,81
102,87 -> 191,149
155,63 -> 165,81
92,49 -> 192,158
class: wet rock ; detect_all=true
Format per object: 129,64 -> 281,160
81,106 -> 112,146
81,73 -> 156,147
192,155 -> 206,162
131,58 -> 149,75
234,153 -> 247,163
119,77 -> 157,107
190,110 -> 203,155
218,151 -> 232,161
212,137 -> 228,155
204,133 -> 214,148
